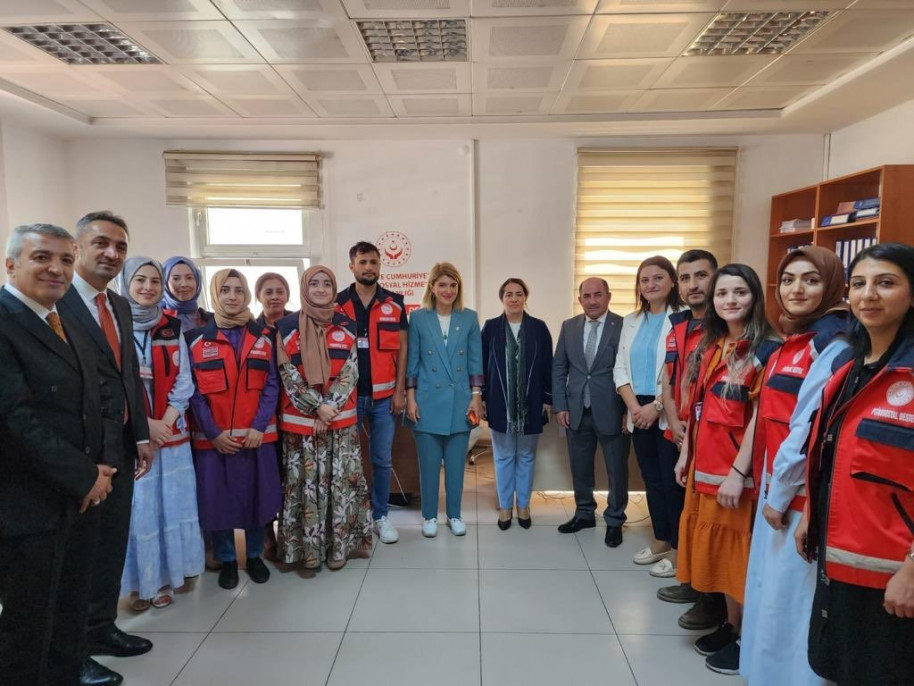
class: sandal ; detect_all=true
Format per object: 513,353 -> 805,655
130,597 -> 151,612
151,588 -> 174,609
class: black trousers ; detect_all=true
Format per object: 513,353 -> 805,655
0,508 -> 101,686
86,433 -> 136,635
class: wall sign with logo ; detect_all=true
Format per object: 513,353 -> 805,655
376,230 -> 427,314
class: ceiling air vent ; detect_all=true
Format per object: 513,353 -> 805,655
4,23 -> 161,65
357,19 -> 467,62
685,11 -> 830,56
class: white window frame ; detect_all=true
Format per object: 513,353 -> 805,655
190,206 -> 312,259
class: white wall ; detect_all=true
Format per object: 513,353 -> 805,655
828,98 -> 914,178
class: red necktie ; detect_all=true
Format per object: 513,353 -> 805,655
95,292 -> 122,370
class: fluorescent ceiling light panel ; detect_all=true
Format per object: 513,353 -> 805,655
357,19 -> 467,62
685,11 -> 830,56
3,23 -> 161,64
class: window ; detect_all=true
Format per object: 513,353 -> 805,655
574,148 -> 736,316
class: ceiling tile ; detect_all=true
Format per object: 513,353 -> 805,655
472,91 -> 556,114
341,0 -> 470,18
631,87 -> 732,110
472,61 -> 571,91
471,16 -> 590,62
372,62 -> 470,93
302,93 -> 394,116
578,13 -> 715,59
58,95 -> 159,117
471,0 -> 597,18
0,66 -> 112,96
564,58 -> 672,91
714,85 -> 813,109
652,54 -> 776,88
117,22 -> 265,63
597,0 -> 725,12
850,0 -> 914,6
388,93 -> 471,115
791,10 -> 914,53
182,65 -> 294,94
211,0 -> 347,19
748,52 -> 876,85
217,94 -> 317,117
77,0 -> 223,20
87,65 -> 204,94
0,0 -> 101,23
143,93 -> 238,117
551,89 -> 642,113
723,0 -> 850,9
234,19 -> 367,63
276,64 -> 383,94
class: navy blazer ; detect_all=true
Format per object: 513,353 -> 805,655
481,313 -> 553,435
406,307 -> 484,436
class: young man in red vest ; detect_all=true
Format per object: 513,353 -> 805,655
655,249 -> 728,633
336,242 -> 408,544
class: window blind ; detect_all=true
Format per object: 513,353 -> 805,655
164,151 -> 321,209
575,148 -> 736,316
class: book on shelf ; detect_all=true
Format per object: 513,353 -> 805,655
820,213 -> 854,227
853,197 -> 880,211
779,218 -> 812,233
836,201 -> 857,214
835,237 -> 877,277
854,206 -> 880,220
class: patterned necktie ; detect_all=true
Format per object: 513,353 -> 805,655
46,311 -> 67,343
95,292 -> 122,370
583,319 -> 599,407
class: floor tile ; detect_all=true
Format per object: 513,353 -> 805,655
478,523 -> 588,570
95,633 -> 206,686
348,568 -> 479,632
479,570 -> 613,634
214,567 -> 366,632
575,524 -> 656,571
481,633 -> 636,686
173,632 -> 342,686
592,570 -> 704,636
329,632 -> 481,686
116,573 -> 246,634
370,525 -> 479,569
619,634 -> 719,686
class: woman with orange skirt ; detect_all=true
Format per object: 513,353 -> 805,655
674,263 -> 781,675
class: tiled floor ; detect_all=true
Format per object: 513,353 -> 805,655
99,452 -> 721,686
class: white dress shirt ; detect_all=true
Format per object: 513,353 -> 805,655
3,283 -> 57,323
582,311 -> 608,359
72,272 -> 121,342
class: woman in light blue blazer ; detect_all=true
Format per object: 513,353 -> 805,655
406,262 -> 483,538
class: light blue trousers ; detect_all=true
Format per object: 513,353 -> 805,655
413,430 -> 469,520
490,430 -> 539,510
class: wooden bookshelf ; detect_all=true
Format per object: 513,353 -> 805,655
766,164 -> 914,325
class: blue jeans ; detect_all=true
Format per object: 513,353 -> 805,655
357,395 -> 396,520
211,528 -> 264,562
490,430 -> 539,510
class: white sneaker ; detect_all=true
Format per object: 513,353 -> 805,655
374,516 -> 400,544
447,517 -> 467,536
422,518 -> 438,538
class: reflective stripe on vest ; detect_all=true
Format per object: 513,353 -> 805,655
192,423 -> 277,442
826,546 -> 903,575
280,408 -> 357,428
694,469 -> 754,490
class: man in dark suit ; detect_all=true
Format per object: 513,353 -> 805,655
0,223 -> 115,686
58,211 -> 154,686
552,277 -> 631,547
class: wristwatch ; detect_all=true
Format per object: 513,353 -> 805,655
653,399 -> 664,413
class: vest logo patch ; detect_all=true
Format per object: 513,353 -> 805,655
202,345 -> 218,359
331,330 -> 346,342
160,328 -> 174,338
887,381 -> 914,408
792,350 -> 804,364
172,350 -> 181,366
381,303 -> 394,315
255,337 -> 266,349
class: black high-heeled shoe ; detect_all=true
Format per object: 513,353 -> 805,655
497,509 -> 512,531
517,507 -> 532,529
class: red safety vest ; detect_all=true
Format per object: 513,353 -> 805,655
690,337 -> 781,495
141,314 -> 189,447
276,313 -> 358,436
663,311 -> 704,442
336,285 -> 404,400
186,320 -> 277,449
753,312 -> 847,511
806,342 -> 914,590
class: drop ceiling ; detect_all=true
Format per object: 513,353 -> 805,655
0,0 -> 913,137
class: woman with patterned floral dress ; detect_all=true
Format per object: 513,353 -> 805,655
275,266 -> 372,570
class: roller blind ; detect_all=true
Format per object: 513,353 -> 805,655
575,148 -> 736,316
164,151 -> 321,209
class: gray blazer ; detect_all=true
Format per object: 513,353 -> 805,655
552,311 -> 625,435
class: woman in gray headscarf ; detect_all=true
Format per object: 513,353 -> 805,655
118,257 -> 203,611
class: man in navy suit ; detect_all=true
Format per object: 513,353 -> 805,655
0,224 -> 113,686
553,277 -> 630,547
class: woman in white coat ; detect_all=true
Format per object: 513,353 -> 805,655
613,256 -> 683,577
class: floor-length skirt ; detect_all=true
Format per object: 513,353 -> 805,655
121,442 -> 205,599
278,425 -> 372,568
740,495 -> 826,685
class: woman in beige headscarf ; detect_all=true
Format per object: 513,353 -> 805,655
274,266 -> 372,570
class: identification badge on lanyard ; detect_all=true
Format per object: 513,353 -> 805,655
139,365 -> 153,381
357,336 -> 370,349
694,401 -> 703,422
